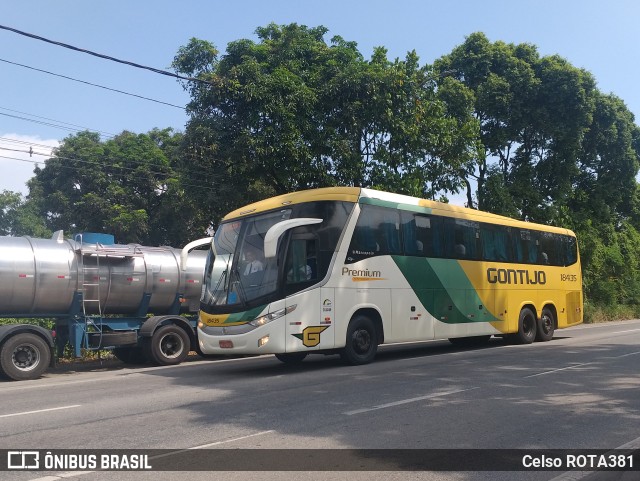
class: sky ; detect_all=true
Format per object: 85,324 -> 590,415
1,0 -> 639,197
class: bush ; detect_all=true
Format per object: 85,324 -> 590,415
583,300 -> 640,324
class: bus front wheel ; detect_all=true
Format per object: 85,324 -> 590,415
275,352 -> 308,364
536,307 -> 555,342
340,315 -> 377,365
513,307 -> 537,344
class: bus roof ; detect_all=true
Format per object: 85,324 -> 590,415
222,187 -> 361,220
222,186 -> 575,237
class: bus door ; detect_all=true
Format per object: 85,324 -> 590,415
284,235 -> 333,352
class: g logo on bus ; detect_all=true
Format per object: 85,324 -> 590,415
293,326 -> 329,347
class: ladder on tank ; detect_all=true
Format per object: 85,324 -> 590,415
76,239 -> 147,351
78,240 -> 105,351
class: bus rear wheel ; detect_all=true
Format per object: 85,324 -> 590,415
340,315 -> 377,365
536,307 -> 555,342
513,307 -> 537,344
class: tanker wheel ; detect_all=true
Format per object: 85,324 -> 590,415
144,324 -> 190,366
112,346 -> 148,365
0,333 -> 51,381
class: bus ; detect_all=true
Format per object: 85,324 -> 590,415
195,187 -> 582,364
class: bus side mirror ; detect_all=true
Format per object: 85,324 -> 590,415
264,218 -> 322,258
180,237 -> 214,270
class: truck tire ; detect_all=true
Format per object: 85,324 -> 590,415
0,333 -> 51,381
112,347 -> 148,365
144,324 -> 190,366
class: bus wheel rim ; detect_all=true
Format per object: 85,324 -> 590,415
353,329 -> 371,354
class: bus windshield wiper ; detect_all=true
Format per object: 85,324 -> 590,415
230,265 -> 247,306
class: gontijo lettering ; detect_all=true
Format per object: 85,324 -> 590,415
487,268 -> 546,285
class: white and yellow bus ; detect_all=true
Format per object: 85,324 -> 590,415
195,187 -> 582,364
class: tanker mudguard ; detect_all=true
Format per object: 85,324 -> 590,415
139,315 -> 194,340
0,324 -> 54,346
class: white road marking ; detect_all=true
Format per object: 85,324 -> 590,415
151,430 -> 275,460
603,328 -> 640,335
343,387 -> 479,415
603,350 -> 640,359
0,355 -> 272,392
0,404 -> 81,418
525,349 -> 640,378
523,362 -> 593,378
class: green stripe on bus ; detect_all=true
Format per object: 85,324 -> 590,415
224,305 -> 266,324
359,197 -> 432,214
392,256 -> 496,324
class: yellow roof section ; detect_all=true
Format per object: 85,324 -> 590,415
222,186 -> 575,237
223,187 -> 361,220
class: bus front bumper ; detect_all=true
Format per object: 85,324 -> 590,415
197,321 -> 286,355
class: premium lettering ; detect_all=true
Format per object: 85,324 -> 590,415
342,267 -> 382,278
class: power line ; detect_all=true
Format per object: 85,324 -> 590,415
0,135 -> 220,181
0,23 -> 214,87
0,136 -> 57,151
0,57 -> 185,110
0,111 -> 119,139
0,153 -> 217,192
0,106 -> 117,138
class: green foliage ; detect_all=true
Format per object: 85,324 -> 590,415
0,318 -> 54,329
26,129 -> 204,246
0,190 -> 50,237
172,23 -> 479,224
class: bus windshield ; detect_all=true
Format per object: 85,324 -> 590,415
201,209 -> 292,307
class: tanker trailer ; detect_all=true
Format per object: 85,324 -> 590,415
0,231 -> 210,381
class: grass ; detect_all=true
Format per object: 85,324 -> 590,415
583,301 -> 640,324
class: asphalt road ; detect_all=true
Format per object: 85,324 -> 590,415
1,320 -> 640,481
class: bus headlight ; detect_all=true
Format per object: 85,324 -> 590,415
250,305 -> 297,327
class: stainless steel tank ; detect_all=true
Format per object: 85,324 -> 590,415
0,233 -> 207,315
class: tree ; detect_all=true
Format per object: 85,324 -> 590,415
172,23 -> 479,219
28,129 -> 202,246
0,190 -> 22,236
0,190 -> 50,237
434,32 -> 597,220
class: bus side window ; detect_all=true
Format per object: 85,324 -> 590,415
515,230 -> 539,264
401,212 -> 435,257
481,224 -> 510,262
564,236 -> 578,266
347,204 -> 401,262
444,218 -> 480,260
539,232 -> 561,266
